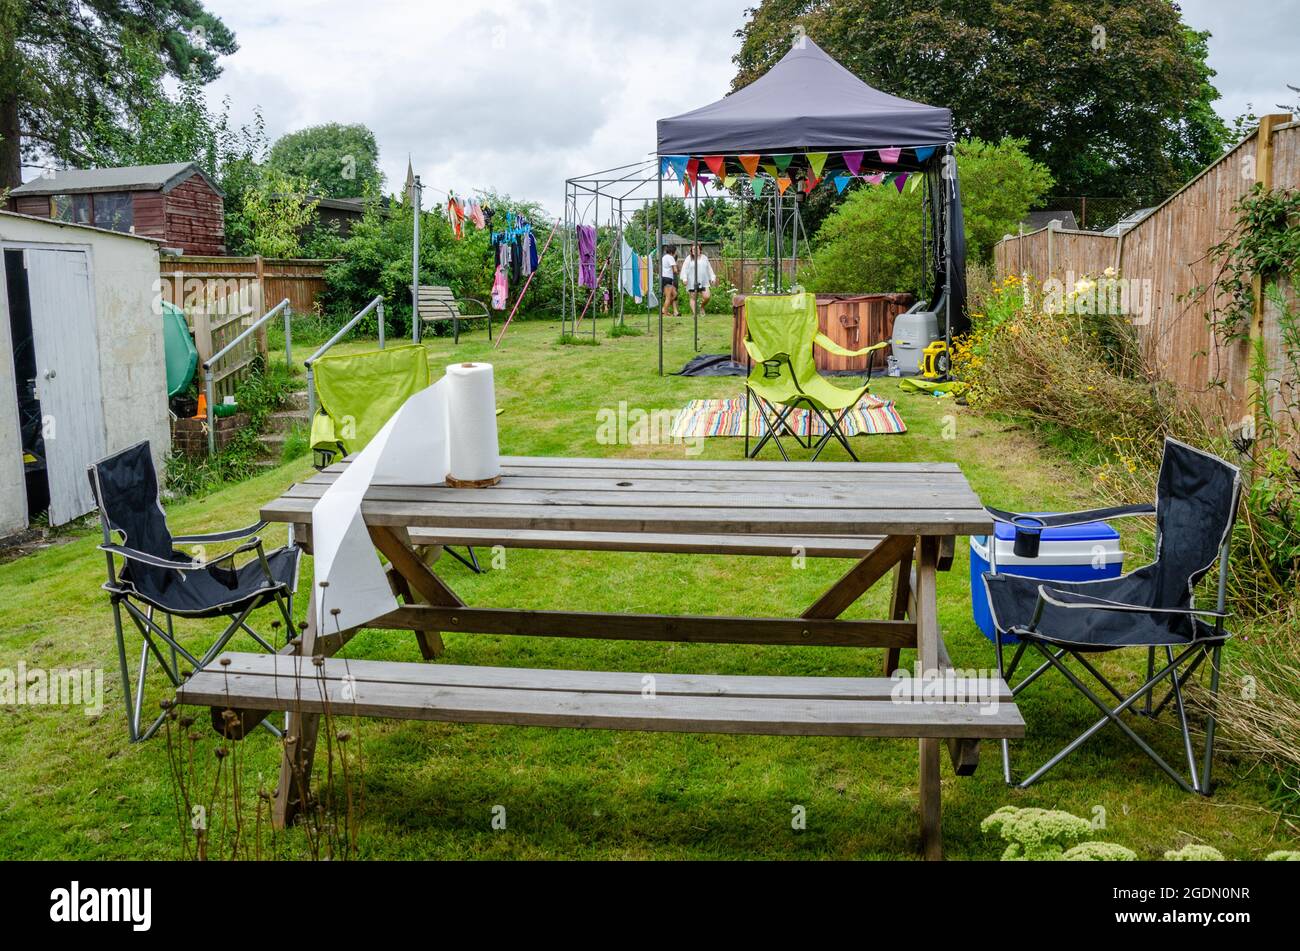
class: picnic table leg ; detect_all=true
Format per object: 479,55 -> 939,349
370,526 -> 462,660
883,548 -> 912,676
274,595 -> 321,830
914,535 -> 943,860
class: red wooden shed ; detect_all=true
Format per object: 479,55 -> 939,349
6,162 -> 225,254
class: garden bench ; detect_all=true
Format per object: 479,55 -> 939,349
176,455 -> 1020,859
412,284 -> 491,343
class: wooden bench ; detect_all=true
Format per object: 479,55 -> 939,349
178,655 -> 1022,824
412,284 -> 491,343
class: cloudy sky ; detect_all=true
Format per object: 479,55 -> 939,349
200,0 -> 1298,214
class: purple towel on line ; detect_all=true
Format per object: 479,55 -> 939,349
577,225 -> 597,288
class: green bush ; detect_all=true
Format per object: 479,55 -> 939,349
802,137 -> 1052,295
323,190 -> 563,338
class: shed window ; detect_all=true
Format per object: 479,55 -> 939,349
50,194 -> 91,224
93,192 -> 134,232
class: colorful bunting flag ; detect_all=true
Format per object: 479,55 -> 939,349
751,177 -> 766,198
865,172 -> 885,185
878,147 -> 902,164
761,163 -> 779,179
702,155 -> 726,178
908,172 -> 923,193
776,175 -> 792,195
843,151 -> 865,177
773,154 -> 794,173
739,154 -> 761,177
802,174 -> 820,194
663,155 -> 688,181
914,147 -> 936,163
894,173 -> 909,193
833,174 -> 853,194
807,152 -> 828,178
685,158 -> 700,190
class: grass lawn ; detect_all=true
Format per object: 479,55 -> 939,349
0,314 -> 1290,860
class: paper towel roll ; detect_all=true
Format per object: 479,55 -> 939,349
445,362 -> 501,486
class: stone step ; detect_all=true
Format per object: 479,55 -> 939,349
285,390 -> 311,411
266,410 -> 310,433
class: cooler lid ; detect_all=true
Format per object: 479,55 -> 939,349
993,514 -> 1120,543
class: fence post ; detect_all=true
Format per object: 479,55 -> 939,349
205,368 -> 216,456
1247,114 -> 1289,420
378,299 -> 386,350
283,302 -> 293,368
254,255 -> 268,357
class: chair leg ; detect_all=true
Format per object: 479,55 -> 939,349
995,629 -> 1012,785
1143,647 -> 1155,714
1201,644 -> 1223,794
752,400 -> 796,461
1017,643 -> 1202,793
809,405 -> 858,462
112,599 -> 137,742
1166,645 -> 1202,794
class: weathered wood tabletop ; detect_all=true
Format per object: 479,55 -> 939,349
263,455 -> 991,538
257,455 -> 994,859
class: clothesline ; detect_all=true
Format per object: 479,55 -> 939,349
493,219 -> 561,350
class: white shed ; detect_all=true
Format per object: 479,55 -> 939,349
0,211 -> 169,536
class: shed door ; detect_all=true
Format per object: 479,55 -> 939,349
24,248 -> 105,525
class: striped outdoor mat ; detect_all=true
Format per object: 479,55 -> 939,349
670,396 -> 907,438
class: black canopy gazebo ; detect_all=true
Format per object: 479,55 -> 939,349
655,38 -> 966,372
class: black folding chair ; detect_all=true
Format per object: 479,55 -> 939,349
983,437 -> 1239,794
88,442 -> 301,741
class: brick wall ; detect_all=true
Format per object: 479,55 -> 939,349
171,412 -> 250,458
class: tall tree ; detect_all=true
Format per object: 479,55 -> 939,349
267,123 -> 383,199
732,0 -> 1230,206
0,0 -> 236,189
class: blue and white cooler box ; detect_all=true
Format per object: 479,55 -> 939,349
970,517 -> 1124,643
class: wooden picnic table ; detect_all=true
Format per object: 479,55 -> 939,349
241,455 -> 1010,859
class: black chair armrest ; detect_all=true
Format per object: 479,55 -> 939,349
102,537 -> 265,571
986,503 -> 1155,528
173,521 -> 268,544
1035,585 -> 1229,619
101,544 -> 207,571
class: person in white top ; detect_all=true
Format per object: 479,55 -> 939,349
660,245 -> 680,317
680,243 -> 716,317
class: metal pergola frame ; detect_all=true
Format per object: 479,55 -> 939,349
562,159 -> 816,375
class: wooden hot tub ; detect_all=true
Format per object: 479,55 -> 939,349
731,293 -> 914,373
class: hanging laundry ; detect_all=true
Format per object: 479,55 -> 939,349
620,239 -> 640,301
447,196 -> 465,238
491,265 -> 508,310
577,225 -> 598,288
525,231 -> 539,274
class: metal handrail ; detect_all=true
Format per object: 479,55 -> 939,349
304,295 -> 385,416
203,298 -> 292,455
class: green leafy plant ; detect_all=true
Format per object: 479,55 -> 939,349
982,806 -> 1097,860
803,138 -> 1052,296
1165,844 -> 1226,860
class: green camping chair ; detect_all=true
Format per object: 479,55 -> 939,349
310,344 -> 430,466
742,292 -> 889,461
309,344 -> 480,572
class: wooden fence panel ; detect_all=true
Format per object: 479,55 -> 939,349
992,118 -> 1298,450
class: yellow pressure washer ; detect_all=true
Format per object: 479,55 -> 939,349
920,340 -> 950,380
